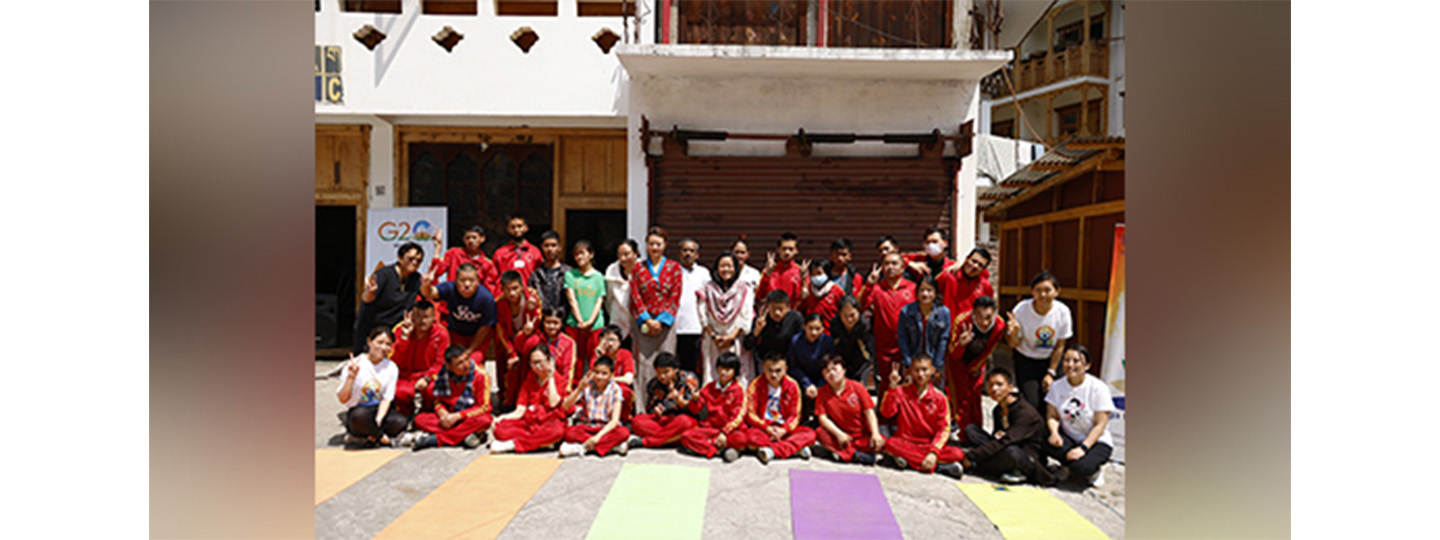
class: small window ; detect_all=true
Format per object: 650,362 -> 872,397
578,0 -> 635,17
344,1 -> 401,14
423,1 -> 477,15
497,0 -> 557,16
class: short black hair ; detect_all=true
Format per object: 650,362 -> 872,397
911,353 -> 935,366
466,225 -> 486,237
368,326 -> 394,342
1064,343 -> 1092,365
765,289 -> 791,305
508,214 -> 528,224
572,239 -> 593,254
619,238 -> 639,254
413,298 -> 435,311
592,356 -> 615,371
973,296 -> 997,310
527,343 -> 552,360
716,352 -> 741,372
810,259 -> 833,274
457,262 -> 478,275
1030,269 -> 1059,289
916,274 -> 939,292
540,230 -> 561,242
397,242 -> 423,260
923,226 -> 948,242
876,235 -> 896,248
654,352 -> 679,370
830,238 -> 853,251
599,324 -> 623,340
764,352 -> 787,364
804,313 -> 825,326
822,353 -> 846,371
500,270 -> 523,285
838,294 -> 861,312
444,345 -> 467,362
541,306 -> 564,320
778,232 -> 798,245
985,366 -> 1014,384
966,247 -> 992,265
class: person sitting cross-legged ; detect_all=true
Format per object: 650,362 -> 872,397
879,353 -> 964,478
734,353 -> 817,464
403,345 -> 493,451
679,352 -> 750,462
959,367 -> 1056,485
489,345 -> 569,454
557,356 -> 631,458
813,354 -> 886,465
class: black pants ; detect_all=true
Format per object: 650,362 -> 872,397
346,404 -> 408,440
962,425 -> 1055,486
1042,429 -> 1113,480
675,334 -> 702,375
1013,351 -> 1052,414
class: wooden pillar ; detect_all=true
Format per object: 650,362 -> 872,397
1046,13 -> 1054,85
1080,84 -> 1090,136
1101,91 -> 1109,135
1082,1 -> 1092,75
1045,92 -> 1054,145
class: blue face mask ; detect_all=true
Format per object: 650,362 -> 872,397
811,275 -> 829,288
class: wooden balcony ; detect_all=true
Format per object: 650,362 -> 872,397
1000,40 -> 1108,95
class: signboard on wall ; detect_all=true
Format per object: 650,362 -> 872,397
364,207 -> 447,279
315,45 -> 342,104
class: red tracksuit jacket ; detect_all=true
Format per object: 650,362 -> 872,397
516,371 -> 571,423
746,375 -> 803,432
689,379 -> 749,432
496,288 -> 543,360
861,278 -> 917,359
757,260 -> 804,309
389,323 -> 449,382
881,383 -> 952,451
425,366 -> 492,416
937,268 -> 995,319
431,247 -> 501,298
800,284 -> 845,333
949,312 -> 1007,367
816,379 -> 875,437
494,240 -> 543,285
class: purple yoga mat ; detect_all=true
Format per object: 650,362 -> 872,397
789,469 -> 904,540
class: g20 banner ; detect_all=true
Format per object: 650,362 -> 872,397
1102,224 -> 1125,407
365,207 -> 447,278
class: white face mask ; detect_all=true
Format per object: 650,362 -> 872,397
811,275 -> 829,289
925,242 -> 944,257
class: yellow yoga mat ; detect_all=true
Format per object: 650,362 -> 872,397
586,463 -> 710,540
373,455 -> 562,540
315,448 -> 403,506
956,483 -> 1109,540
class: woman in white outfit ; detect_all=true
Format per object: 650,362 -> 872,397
603,239 -> 640,347
697,252 -> 755,385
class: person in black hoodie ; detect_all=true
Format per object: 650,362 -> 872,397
828,295 -> 876,392
961,367 -> 1056,486
742,290 -> 803,377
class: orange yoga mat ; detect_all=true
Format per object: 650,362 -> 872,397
315,448 -> 404,506
373,455 -> 562,540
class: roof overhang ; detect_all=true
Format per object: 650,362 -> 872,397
617,44 -> 1012,82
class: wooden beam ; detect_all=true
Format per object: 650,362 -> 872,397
1065,140 -> 1123,150
1077,216 -> 1088,289
1000,285 -> 1107,303
1098,159 -> 1126,171
986,149 -> 1116,217
1029,161 -> 1073,171
998,200 -> 1124,230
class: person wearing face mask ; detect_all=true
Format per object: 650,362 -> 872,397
903,227 -> 955,287
356,242 -> 432,354
698,252 -> 754,386
603,239 -> 640,347
799,259 -> 845,333
493,215 -> 543,285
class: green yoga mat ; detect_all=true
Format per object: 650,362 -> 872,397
956,483 -> 1109,540
586,463 -> 710,540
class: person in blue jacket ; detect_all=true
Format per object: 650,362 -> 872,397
897,275 -> 950,389
788,313 -> 834,425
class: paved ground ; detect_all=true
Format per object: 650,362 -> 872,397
316,360 -> 1125,539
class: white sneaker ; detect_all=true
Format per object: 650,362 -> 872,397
489,439 -> 516,454
559,442 -> 585,457
1089,469 -> 1106,487
616,439 -> 630,456
758,447 -> 774,465
397,431 -> 421,448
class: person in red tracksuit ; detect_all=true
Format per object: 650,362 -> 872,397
627,352 -> 700,448
946,296 -> 1007,435
756,232 -> 804,311
902,227 -> 956,287
493,215 -> 543,285
406,346 -> 492,450
388,300 -> 449,417
532,307 -> 579,395
879,354 -> 964,478
490,345 -> 569,454
735,353 -> 817,464
429,226 -> 501,297
798,260 -> 845,333
557,356 -> 630,458
859,252 -> 917,394
936,247 -> 996,319
679,352 -> 749,462
814,355 -> 886,465
495,270 -> 543,409
592,325 -> 637,423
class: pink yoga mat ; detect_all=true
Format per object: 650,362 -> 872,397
789,469 -> 903,540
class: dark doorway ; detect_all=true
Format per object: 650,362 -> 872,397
316,205 -> 357,353
408,142 -> 554,254
566,209 -> 627,271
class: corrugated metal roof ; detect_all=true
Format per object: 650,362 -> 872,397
980,136 -> 1124,210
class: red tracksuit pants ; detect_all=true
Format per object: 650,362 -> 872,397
816,428 -> 876,462
493,415 -> 565,453
631,414 -> 698,447
563,424 -> 631,456
565,326 -> 600,374
734,426 -> 817,459
883,435 -> 964,472
680,427 -> 745,458
414,411 -> 493,447
946,359 -> 985,434
395,379 -> 419,416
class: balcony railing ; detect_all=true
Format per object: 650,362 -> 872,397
1002,40 -> 1108,95
676,0 -> 808,46
673,0 -> 952,48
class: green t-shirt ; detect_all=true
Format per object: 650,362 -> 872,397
564,268 -> 607,330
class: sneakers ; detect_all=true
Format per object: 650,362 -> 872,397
892,455 -> 909,470
798,446 -> 812,460
936,463 -> 964,479
462,433 -> 483,449
342,433 -> 366,447
411,433 -> 439,451
489,439 -> 516,454
1051,464 -> 1071,484
627,435 -> 644,449
1089,469 -> 1106,487
999,470 -> 1028,484
559,442 -> 585,457
616,439 -> 630,456
757,447 -> 775,465
852,452 -> 878,466
722,448 -> 739,463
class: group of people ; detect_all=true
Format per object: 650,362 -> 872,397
337,215 -> 1116,487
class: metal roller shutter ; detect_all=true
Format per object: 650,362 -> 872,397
649,155 -> 957,270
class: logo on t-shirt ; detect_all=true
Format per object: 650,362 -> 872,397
1035,326 -> 1057,348
765,388 -> 783,422
1061,396 -> 1087,422
847,393 -> 859,407
453,305 -> 483,322
361,378 -> 382,403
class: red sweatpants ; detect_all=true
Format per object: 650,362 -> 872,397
395,379 -> 419,416
735,426 -> 817,459
414,411 -> 493,446
631,414 -> 698,447
563,424 -> 631,456
883,435 -> 964,472
876,351 -> 903,394
493,415 -> 565,453
501,350 -> 531,408
566,326 -> 600,374
680,427 -> 745,458
946,360 -> 985,433
816,428 -> 876,462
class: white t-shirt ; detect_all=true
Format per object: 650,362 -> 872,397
337,357 -> 399,409
1044,374 -> 1115,447
1012,298 -> 1074,359
675,263 -> 712,335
